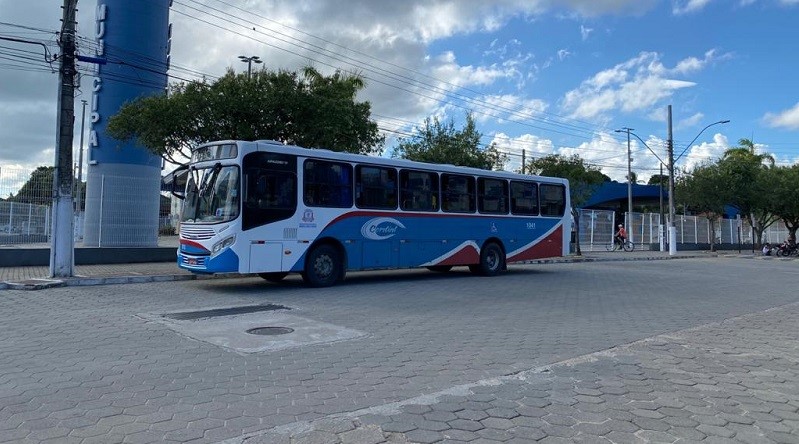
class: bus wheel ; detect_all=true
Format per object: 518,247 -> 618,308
473,242 -> 505,276
258,272 -> 288,283
426,265 -> 453,273
302,245 -> 341,287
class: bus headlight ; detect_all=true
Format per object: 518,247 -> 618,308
211,235 -> 236,256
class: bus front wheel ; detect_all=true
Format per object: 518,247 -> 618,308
472,242 -> 505,277
302,244 -> 342,287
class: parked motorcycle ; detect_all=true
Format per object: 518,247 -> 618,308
775,242 -> 798,257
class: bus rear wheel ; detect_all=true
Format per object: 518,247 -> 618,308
258,272 -> 288,283
426,265 -> 453,272
302,244 -> 342,287
472,242 -> 505,276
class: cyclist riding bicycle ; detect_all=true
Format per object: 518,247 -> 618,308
614,224 -> 627,248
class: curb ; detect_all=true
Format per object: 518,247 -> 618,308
1,254 -> 714,291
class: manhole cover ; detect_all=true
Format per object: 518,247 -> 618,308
246,327 -> 294,336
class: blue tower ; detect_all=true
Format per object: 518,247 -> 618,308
83,0 -> 171,246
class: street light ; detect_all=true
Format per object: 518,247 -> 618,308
238,55 -> 262,79
674,119 -> 731,163
615,128 -> 634,241
76,99 -> 88,216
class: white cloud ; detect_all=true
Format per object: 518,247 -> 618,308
681,133 -> 730,172
557,49 -> 572,61
763,102 -> 799,130
673,0 -> 714,15
472,95 -> 549,124
561,52 -> 708,120
490,132 -> 556,172
580,25 -> 593,40
677,112 -> 705,129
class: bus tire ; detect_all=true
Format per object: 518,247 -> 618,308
426,265 -> 453,273
474,242 -> 505,276
302,244 -> 341,287
258,272 -> 288,283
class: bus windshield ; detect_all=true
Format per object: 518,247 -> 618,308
181,165 -> 240,224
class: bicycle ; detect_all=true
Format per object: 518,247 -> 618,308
606,238 -> 635,252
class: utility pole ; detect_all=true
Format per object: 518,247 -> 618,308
51,0 -> 77,277
659,163 -> 665,251
520,149 -> 526,174
667,105 -> 676,256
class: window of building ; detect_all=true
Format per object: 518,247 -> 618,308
441,174 -> 475,213
303,160 -> 353,208
356,165 -> 397,209
478,178 -> 508,214
400,170 -> 438,212
510,181 -> 538,215
540,183 -> 566,216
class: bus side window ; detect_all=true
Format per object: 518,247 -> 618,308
356,165 -> 397,209
442,174 -> 475,213
478,177 -> 508,214
510,181 -> 538,215
400,170 -> 438,212
304,160 -> 353,208
540,184 -> 565,216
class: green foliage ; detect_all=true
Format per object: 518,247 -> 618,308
7,166 -> 53,206
769,165 -> 799,240
392,113 -> 506,170
525,154 -> 607,207
718,138 -> 779,245
107,67 -> 384,164
647,174 -> 667,186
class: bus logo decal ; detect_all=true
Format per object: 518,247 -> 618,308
302,209 -> 315,223
361,217 -> 406,240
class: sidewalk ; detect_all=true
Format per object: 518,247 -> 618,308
0,249 -> 718,290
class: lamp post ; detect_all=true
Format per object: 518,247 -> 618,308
238,55 -> 262,79
615,127 -> 634,242
76,99 -> 87,216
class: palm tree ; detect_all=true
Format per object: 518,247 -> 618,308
720,138 -> 777,247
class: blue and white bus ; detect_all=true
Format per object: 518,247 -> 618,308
177,140 -> 571,286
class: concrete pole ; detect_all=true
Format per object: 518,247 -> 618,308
50,0 -> 77,277
625,129 -> 633,242
667,105 -> 676,256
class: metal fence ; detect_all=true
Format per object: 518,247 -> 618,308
0,166 -> 177,247
0,165 -> 793,250
577,210 -> 790,250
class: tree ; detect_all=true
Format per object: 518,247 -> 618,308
392,113 -> 506,170
719,138 -> 777,247
677,163 -> 730,251
107,67 -> 384,164
647,174 -> 667,186
770,165 -> 799,243
7,166 -> 54,206
525,154 -> 607,256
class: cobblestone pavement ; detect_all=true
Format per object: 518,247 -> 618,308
243,303 -> 799,444
1,258 -> 798,443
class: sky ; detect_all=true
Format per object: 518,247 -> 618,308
1,0 -> 798,190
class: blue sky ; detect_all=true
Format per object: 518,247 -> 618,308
1,0 -> 798,185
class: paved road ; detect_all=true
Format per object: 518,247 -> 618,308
1,257 -> 798,443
